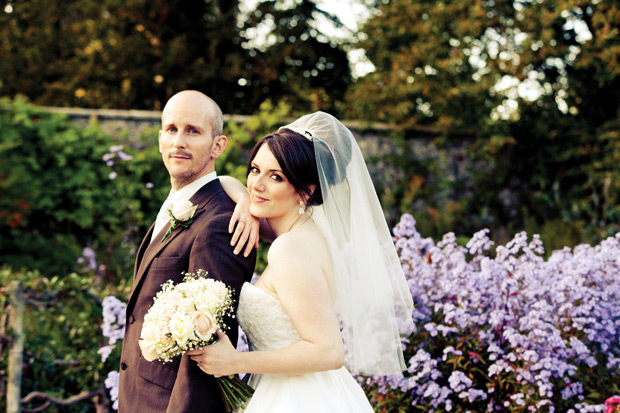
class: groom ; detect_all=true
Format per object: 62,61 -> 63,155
118,90 -> 256,412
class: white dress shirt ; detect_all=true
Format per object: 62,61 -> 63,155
150,172 -> 217,243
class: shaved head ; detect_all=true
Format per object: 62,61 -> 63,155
163,90 -> 223,137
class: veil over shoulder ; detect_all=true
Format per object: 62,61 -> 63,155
282,112 -> 414,375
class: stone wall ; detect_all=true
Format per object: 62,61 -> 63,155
40,106 -> 475,202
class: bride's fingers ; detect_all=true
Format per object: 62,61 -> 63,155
233,218 -> 260,256
186,348 -> 204,356
243,226 -> 259,257
215,329 -> 233,346
233,224 -> 249,255
229,208 -> 241,234
231,221 -> 245,250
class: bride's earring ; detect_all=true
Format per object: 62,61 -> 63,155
298,200 -> 305,215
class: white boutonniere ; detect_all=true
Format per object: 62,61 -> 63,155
161,200 -> 198,242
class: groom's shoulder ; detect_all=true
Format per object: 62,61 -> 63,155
195,180 -> 236,214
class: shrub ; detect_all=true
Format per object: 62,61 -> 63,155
0,95 -> 169,280
0,267 -> 128,412
360,214 -> 620,412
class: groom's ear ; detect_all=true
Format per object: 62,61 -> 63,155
210,135 -> 228,160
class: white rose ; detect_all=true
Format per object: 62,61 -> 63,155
165,290 -> 183,303
169,312 -> 194,347
194,291 -> 220,314
170,200 -> 197,222
177,297 -> 196,313
139,321 -> 160,361
208,280 -> 230,301
192,311 -> 217,341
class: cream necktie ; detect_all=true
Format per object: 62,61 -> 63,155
151,197 -> 174,243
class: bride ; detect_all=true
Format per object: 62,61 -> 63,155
187,112 -> 414,411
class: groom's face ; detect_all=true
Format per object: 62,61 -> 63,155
159,92 -> 226,191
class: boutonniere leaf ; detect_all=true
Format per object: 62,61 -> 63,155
161,200 -> 198,242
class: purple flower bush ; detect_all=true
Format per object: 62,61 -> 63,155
360,214 -> 620,412
99,215 -> 619,411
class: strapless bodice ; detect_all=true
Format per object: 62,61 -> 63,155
237,282 -> 301,351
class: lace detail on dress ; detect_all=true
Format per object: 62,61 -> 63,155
237,283 -> 301,351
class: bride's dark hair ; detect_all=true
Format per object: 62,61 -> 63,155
246,129 -> 323,207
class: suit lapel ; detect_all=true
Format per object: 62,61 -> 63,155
129,179 -> 223,305
134,223 -> 155,280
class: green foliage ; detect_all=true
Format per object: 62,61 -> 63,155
0,95 -> 169,279
0,267 -> 129,412
347,0 -> 620,246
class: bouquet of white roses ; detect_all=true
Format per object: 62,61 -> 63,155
139,269 -> 253,411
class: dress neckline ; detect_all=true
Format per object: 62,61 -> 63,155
243,282 -> 280,303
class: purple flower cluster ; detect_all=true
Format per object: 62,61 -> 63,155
362,214 -> 620,411
76,246 -> 107,274
102,145 -> 133,181
99,296 -> 126,411
98,296 -> 126,362
105,371 -> 120,411
76,246 -> 97,271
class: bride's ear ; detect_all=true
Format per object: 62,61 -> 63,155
298,186 -> 316,206
303,185 -> 316,204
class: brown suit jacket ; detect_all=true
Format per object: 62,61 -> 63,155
117,179 -> 256,413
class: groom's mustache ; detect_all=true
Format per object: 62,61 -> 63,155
169,151 -> 191,159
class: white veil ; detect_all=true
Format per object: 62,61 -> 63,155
282,112 -> 414,375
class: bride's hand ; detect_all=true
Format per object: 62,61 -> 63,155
229,194 -> 259,257
187,330 -> 238,377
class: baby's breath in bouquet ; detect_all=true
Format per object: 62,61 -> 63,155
139,269 -> 253,411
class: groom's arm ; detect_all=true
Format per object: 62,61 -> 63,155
167,211 -> 256,412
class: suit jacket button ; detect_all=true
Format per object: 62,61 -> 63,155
129,315 -> 135,324
121,362 -> 128,370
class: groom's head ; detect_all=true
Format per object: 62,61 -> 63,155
158,90 -> 228,191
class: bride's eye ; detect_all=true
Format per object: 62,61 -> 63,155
250,166 -> 260,174
270,174 -> 283,182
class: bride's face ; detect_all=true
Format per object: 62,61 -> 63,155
247,144 -> 301,221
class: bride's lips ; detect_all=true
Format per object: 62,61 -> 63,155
250,193 -> 268,203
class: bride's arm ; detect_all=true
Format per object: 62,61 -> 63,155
188,235 -> 344,375
219,176 -> 275,255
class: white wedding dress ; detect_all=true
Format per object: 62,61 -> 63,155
236,282 -> 374,412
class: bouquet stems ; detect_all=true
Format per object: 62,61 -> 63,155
216,375 -> 254,412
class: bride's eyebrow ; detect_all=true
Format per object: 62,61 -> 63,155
251,162 -> 283,173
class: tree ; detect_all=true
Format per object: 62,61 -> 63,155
237,0 -> 352,116
0,0 -> 250,112
0,0 -> 353,115
347,0 -> 620,241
